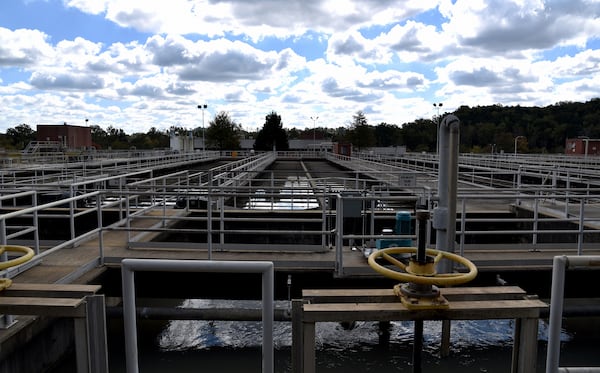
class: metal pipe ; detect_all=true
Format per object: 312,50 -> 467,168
435,115 -> 460,273
546,255 -> 567,373
558,368 -> 600,372
416,210 -> 429,264
413,320 -> 423,373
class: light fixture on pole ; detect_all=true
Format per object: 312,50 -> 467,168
433,103 -> 443,154
514,136 -> 526,156
310,116 -> 319,151
198,104 -> 207,151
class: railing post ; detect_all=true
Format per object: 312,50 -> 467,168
207,193 -> 213,260
533,193 -> 539,246
322,191 -> 327,248
459,198 -> 466,256
220,197 -> 225,246
336,194 -> 344,277
578,199 -> 585,255
33,193 -> 40,254
97,194 -> 104,265
516,166 -> 522,205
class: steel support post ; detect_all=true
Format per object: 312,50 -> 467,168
74,295 -> 109,373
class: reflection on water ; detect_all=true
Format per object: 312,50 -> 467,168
52,298 -> 597,373
145,299 -> 580,373
244,177 -> 319,210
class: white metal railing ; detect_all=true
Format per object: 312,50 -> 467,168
2,152 -> 600,282
121,259 -> 274,373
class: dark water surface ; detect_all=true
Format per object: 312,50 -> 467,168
52,299 -> 600,372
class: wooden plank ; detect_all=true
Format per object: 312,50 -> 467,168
1,283 -> 101,298
302,286 -> 528,303
442,286 -> 527,301
0,297 -> 86,318
303,288 -> 395,303
302,299 -> 547,322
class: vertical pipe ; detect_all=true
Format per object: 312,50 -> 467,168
436,117 -> 449,254
262,263 -> 274,373
413,320 -> 423,373
435,115 -> 460,273
121,265 -> 139,373
416,211 -> 429,264
446,116 -> 459,256
546,256 -> 567,373
292,300 -> 303,373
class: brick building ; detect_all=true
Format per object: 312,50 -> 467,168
36,124 -> 93,150
565,138 -> 600,156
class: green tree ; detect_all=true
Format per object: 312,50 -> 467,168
374,123 -> 402,147
6,124 -> 35,150
106,126 -> 129,149
347,111 -> 376,150
399,119 -> 436,152
90,125 -> 108,149
205,111 -> 242,150
146,127 -> 169,148
254,111 -> 289,151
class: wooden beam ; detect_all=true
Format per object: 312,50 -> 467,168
302,299 -> 547,322
0,297 -> 85,318
0,283 -> 101,298
302,286 -> 529,303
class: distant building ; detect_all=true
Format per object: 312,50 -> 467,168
333,142 -> 352,157
565,138 -> 600,156
36,123 -> 92,149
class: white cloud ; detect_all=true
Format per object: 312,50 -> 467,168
326,30 -> 391,65
65,0 -> 435,40
440,0 -> 600,54
0,27 -> 53,66
1,0 -> 600,134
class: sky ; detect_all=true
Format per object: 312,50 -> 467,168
1,0 -> 600,134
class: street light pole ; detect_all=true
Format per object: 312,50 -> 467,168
514,135 -> 525,156
310,116 -> 318,151
433,103 -> 443,154
198,104 -> 207,151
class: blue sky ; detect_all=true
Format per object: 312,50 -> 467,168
1,0 -> 599,133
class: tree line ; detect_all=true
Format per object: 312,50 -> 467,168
2,98 -> 599,153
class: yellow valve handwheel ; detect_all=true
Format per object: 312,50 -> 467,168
0,245 -> 35,270
368,247 -> 477,287
0,245 -> 35,291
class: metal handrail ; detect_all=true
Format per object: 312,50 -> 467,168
546,255 -> 600,373
3,152 -> 600,282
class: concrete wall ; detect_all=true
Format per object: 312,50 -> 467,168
0,317 -> 74,373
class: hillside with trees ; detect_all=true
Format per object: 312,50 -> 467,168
1,99 -> 599,153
